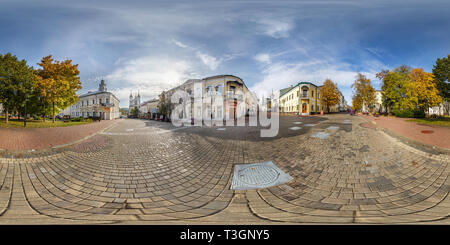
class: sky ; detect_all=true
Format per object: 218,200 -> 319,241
1,0 -> 449,107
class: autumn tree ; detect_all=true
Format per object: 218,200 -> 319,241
351,73 -> 375,112
319,79 -> 340,113
410,68 -> 442,112
378,65 -> 416,111
0,53 -> 35,123
35,55 -> 82,122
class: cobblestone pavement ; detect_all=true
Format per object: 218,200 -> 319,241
0,120 -> 115,150
0,114 -> 448,224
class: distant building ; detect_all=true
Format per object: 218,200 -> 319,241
129,91 -> 141,116
279,82 -> 345,115
61,80 -> 120,120
138,99 -> 159,119
428,101 -> 449,116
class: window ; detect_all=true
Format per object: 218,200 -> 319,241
302,90 -> 307,97
311,105 -> 314,111
215,85 -> 223,95
311,91 -> 314,97
99,98 -> 102,104
106,98 -> 109,104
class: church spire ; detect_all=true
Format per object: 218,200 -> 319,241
129,91 -> 133,99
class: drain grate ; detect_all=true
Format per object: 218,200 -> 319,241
231,161 -> 293,190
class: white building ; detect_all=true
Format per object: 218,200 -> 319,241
428,101 -> 449,116
163,75 -> 258,121
129,92 -> 141,116
62,80 -> 120,120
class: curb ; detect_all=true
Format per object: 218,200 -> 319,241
359,116 -> 450,155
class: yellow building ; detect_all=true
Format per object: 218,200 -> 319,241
279,82 -> 344,115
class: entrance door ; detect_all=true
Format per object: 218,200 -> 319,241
302,103 -> 307,113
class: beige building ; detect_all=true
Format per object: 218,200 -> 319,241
138,99 -> 159,119
163,75 -> 258,120
279,82 -> 345,115
62,80 -> 120,120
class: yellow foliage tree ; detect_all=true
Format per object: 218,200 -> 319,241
35,55 -> 82,122
320,79 -> 341,113
410,68 -> 442,112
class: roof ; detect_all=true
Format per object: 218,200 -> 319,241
79,91 -> 120,102
279,81 -> 319,98
279,87 -> 292,97
202,74 -> 243,81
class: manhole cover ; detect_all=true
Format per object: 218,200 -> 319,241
238,165 -> 279,186
421,130 -> 434,134
231,161 -> 293,190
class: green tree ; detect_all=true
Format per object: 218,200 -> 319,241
158,91 -> 172,119
0,53 -> 35,124
130,107 -> 139,117
351,73 -> 375,112
432,54 -> 450,115
35,55 -> 82,122
378,65 -> 416,111
432,54 -> 450,99
319,79 -> 341,113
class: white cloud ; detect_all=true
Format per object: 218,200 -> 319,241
171,38 -> 188,48
196,51 -> 221,70
257,19 -> 293,39
105,56 -> 201,106
254,53 -> 271,64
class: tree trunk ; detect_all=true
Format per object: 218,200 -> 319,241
52,102 -> 55,123
42,104 -> 46,122
5,107 -> 8,124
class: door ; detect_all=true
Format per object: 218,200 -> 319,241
302,103 -> 307,113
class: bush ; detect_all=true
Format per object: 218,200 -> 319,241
392,109 -> 425,118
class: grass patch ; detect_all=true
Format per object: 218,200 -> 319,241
0,118 -> 93,128
406,117 -> 450,127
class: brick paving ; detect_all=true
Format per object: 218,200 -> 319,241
362,115 -> 450,149
0,120 -> 116,150
0,115 -> 449,224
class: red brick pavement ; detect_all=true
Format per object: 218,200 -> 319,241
0,120 -> 116,150
362,115 -> 450,149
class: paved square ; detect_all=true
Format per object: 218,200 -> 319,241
0,114 -> 449,224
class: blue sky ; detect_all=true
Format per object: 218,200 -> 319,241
1,0 -> 449,107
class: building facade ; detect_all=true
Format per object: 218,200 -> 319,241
129,92 -> 141,116
162,75 -> 258,121
138,99 -> 159,119
62,80 -> 120,120
279,82 -> 345,115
